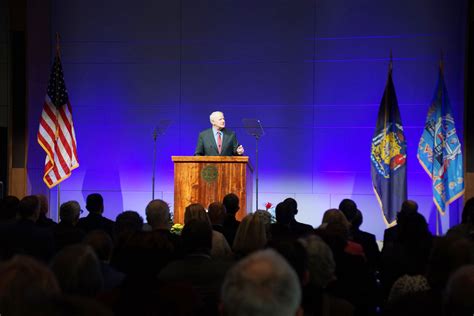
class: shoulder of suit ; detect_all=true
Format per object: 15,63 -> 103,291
199,128 -> 212,135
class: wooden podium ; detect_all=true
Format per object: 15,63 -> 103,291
171,156 -> 253,224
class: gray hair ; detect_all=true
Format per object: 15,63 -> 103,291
299,235 -> 335,288
59,200 -> 81,223
209,111 -> 223,123
221,249 -> 301,316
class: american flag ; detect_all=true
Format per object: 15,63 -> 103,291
37,55 -> 78,188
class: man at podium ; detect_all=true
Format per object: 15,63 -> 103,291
194,111 -> 245,156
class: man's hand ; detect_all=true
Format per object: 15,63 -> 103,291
236,145 -> 245,155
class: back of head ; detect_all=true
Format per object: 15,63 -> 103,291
221,249 -> 301,316
444,265 -> 474,315
182,219 -> 212,254
321,208 -> 350,229
18,195 -> 40,221
398,200 -> 418,222
50,244 -> 103,297
59,201 -> 81,224
338,199 -> 357,223
85,193 -> 104,214
36,194 -> 49,215
397,212 -> 430,243
145,199 -> 170,229
0,255 -> 60,314
223,193 -> 240,215
115,211 -> 143,236
269,238 -> 308,285
184,203 -> 210,225
275,201 -> 292,225
461,197 -> 474,225
83,230 -> 114,262
233,213 -> 267,256
0,195 -> 20,221
208,202 -> 226,224
299,235 -> 335,288
283,198 -> 298,216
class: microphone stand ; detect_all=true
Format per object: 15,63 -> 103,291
151,120 -> 171,201
242,118 -> 264,212
152,128 -> 158,200
255,134 -> 260,212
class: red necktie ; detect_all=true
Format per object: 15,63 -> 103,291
217,132 -> 222,154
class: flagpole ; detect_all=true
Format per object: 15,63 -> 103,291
57,184 -> 61,222
56,33 -> 61,222
435,209 -> 440,236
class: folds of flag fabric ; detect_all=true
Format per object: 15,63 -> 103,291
37,55 -> 78,188
417,67 -> 464,215
370,67 -> 407,225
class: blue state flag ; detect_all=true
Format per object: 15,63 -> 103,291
370,65 -> 407,226
417,67 -> 464,215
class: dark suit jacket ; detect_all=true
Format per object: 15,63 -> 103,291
194,128 -> 240,156
351,228 -> 380,271
0,219 -> 55,262
77,212 -> 115,237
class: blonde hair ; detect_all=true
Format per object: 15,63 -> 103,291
233,213 -> 267,256
321,208 -> 350,229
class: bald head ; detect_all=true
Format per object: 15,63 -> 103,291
221,249 -> 301,316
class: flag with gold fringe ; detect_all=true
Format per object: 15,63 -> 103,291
417,66 -> 464,214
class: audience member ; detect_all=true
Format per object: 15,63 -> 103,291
53,200 -> 85,252
446,197 -> 474,254
299,235 -> 355,316
222,193 -> 241,246
50,244 -> 104,297
380,211 -> 432,303
384,236 -> 472,316
84,230 -> 125,291
232,213 -> 267,259
0,195 -> 55,261
0,195 -> 19,223
36,194 -> 57,228
282,198 -> 314,237
159,220 -> 233,315
0,255 -> 60,316
184,203 -> 232,258
316,209 -> 377,315
112,203 -> 179,276
221,249 -> 302,316
208,202 -> 226,233
346,207 -> 380,272
383,200 -> 418,248
77,193 -> 114,237
443,265 -> 474,316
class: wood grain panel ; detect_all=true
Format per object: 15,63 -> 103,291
172,156 -> 253,224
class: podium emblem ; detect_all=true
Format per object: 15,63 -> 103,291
201,164 -> 218,182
